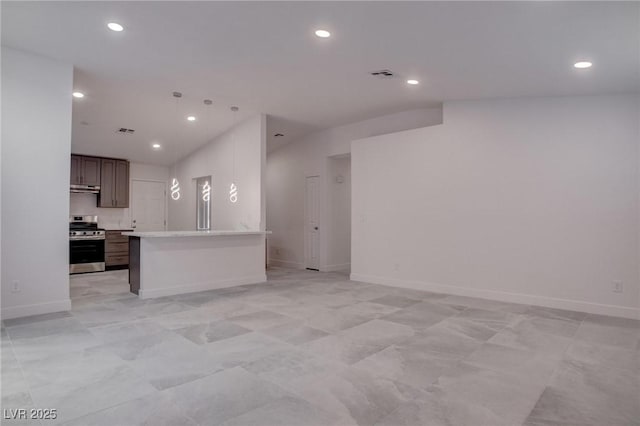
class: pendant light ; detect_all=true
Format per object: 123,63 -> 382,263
202,99 -> 213,203
170,91 -> 182,201
229,106 -> 239,203
202,181 -> 211,201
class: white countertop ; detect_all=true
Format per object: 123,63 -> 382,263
121,230 -> 271,238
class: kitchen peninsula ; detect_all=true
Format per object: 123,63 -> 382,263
123,230 -> 271,298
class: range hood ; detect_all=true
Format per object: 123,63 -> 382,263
70,184 -> 100,194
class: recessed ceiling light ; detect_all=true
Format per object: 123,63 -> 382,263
72,91 -> 85,98
187,116 -> 196,122
406,79 -> 419,85
315,29 -> 331,38
152,143 -> 161,150
107,22 -> 124,32
574,61 -> 592,69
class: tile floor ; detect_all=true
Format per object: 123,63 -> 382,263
1,268 -> 639,425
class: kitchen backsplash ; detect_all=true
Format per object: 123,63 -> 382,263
70,193 -> 132,229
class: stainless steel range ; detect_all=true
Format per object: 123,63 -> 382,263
69,215 -> 105,274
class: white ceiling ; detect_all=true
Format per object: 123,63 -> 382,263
2,1 -> 638,165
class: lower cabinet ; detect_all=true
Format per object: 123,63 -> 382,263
105,230 -> 131,270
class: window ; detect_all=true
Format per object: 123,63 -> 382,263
196,176 -> 211,231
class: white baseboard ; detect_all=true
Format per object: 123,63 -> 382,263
268,259 -> 304,269
138,274 -> 267,299
350,273 -> 639,320
1,299 -> 72,320
321,263 -> 351,272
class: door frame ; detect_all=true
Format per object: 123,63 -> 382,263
303,174 -> 321,271
130,178 -> 168,231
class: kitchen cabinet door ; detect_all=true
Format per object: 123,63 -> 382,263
81,156 -> 101,186
98,159 -> 116,207
98,159 -> 129,208
70,155 -> 82,185
114,160 -> 129,208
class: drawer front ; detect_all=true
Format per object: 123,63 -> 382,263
106,232 -> 130,244
106,241 -> 128,253
106,254 -> 129,266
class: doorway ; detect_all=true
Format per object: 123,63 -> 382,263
327,154 -> 351,273
131,180 -> 167,231
304,175 -> 320,270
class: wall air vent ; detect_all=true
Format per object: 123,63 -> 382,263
370,69 -> 394,78
274,133 -> 284,137
116,128 -> 135,134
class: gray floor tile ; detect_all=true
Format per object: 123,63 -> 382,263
304,320 -> 414,365
175,319 -> 251,345
525,358 -> 640,426
204,331 -> 294,370
488,322 -> 573,357
513,315 -> 581,338
59,391 -> 197,426
3,312 -> 72,328
88,319 -> 167,344
381,301 -> 463,330
101,330 -> 222,390
305,302 -> 399,333
227,310 -> 293,330
375,395 -> 506,426
11,330 -> 103,364
1,391 -> 42,426
353,344 -> 461,389
431,362 -> 547,426
564,340 -> 639,372
29,363 -> 156,425
286,367 -> 421,425
573,320 -> 640,350
260,321 -> 329,345
221,396 -> 342,426
526,306 -> 588,322
465,342 -> 559,383
370,294 -> 421,308
163,366 -> 289,425
19,345 -> 129,390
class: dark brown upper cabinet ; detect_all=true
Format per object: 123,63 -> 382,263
98,159 -> 129,208
70,155 -> 101,186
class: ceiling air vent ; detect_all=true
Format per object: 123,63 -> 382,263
116,128 -> 135,134
370,69 -> 394,78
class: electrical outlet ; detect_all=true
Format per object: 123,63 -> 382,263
11,281 -> 20,293
612,281 -> 623,293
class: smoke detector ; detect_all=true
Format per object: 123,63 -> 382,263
370,69 -> 394,78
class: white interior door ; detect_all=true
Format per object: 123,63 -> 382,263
305,176 -> 320,270
131,180 -> 166,231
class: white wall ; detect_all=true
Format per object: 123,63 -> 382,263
70,162 -> 169,229
351,95 -> 640,319
1,47 -> 73,319
169,115 -> 266,232
267,107 -> 443,270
